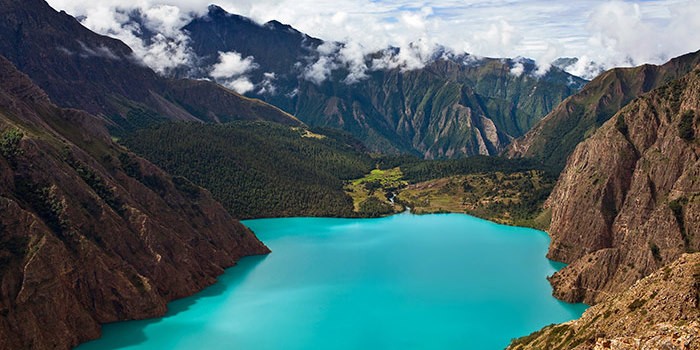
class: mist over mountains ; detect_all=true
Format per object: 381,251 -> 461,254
47,0 -> 700,81
49,4 -> 586,158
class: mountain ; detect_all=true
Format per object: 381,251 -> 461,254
176,6 -> 586,158
509,253 -> 700,349
182,5 -> 323,81
506,50 -> 700,172
0,55 -> 269,349
0,0 -> 300,131
542,65 -> 700,305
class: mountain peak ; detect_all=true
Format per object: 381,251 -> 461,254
207,4 -> 227,16
264,20 -> 300,34
206,4 -> 254,24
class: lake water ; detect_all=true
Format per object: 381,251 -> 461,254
78,213 -> 587,350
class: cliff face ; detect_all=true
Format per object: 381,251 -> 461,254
284,58 -> 584,158
0,56 -> 269,350
0,0 -> 299,129
545,67 -> 700,304
509,253 -> 700,350
506,50 -> 700,172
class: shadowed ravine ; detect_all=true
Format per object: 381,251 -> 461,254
78,213 -> 587,350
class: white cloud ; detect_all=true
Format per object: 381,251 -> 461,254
77,41 -> 120,59
259,72 -> 278,94
510,62 -> 525,77
338,41 -> 369,83
226,77 -> 255,94
565,0 -> 700,78
208,51 -> 258,94
303,55 -> 338,85
46,0 -> 700,80
71,3 -> 194,74
532,43 -> 560,76
210,51 -> 258,78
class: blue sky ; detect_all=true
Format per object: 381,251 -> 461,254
46,0 -> 700,79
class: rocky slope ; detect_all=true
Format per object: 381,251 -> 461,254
287,58 -> 584,158
0,0 -> 299,130
506,50 -> 700,172
509,253 -> 700,350
0,55 -> 269,350
177,6 -> 586,157
544,66 -> 700,305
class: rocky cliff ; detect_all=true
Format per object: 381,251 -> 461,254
544,66 -> 700,305
0,56 -> 269,349
509,253 -> 700,350
286,58 -> 584,158
506,50 -> 700,172
0,0 -> 300,130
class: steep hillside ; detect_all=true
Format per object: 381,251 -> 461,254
183,5 -> 323,81
0,0 -> 299,130
0,56 -> 269,349
544,66 -> 700,305
286,58 -> 584,158
122,122 -> 374,218
179,6 -> 586,158
509,253 -> 700,350
506,50 -> 700,171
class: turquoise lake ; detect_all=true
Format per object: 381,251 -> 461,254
78,213 -> 587,349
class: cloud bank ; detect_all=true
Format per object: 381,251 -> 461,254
47,0 -> 700,80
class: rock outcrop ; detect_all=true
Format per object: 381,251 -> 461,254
545,67 -> 700,304
509,253 -> 700,350
0,55 -> 269,350
506,50 -> 700,172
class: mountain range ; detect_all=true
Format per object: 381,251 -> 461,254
0,0 -> 698,349
141,5 -> 587,158
507,49 -> 700,172
0,0 -> 300,132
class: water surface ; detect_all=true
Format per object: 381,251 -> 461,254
79,213 -> 586,349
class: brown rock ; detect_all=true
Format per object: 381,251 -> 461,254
546,66 -> 700,304
0,55 -> 269,349
506,50 -> 700,172
509,253 -> 700,350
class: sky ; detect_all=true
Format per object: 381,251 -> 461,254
46,0 -> 700,81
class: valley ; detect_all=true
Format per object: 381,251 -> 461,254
0,0 -> 699,349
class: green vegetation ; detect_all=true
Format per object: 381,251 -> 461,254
358,197 -> 395,218
679,110 -> 695,141
0,128 -> 24,166
509,323 -> 574,350
669,197 -> 690,250
649,242 -> 662,262
397,170 -> 555,228
64,153 -> 124,215
13,176 -> 69,239
387,155 -> 553,183
122,121 -> 373,218
663,78 -> 686,115
345,168 -> 406,213
123,122 -> 555,222
615,114 -> 628,135
627,298 -> 647,311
